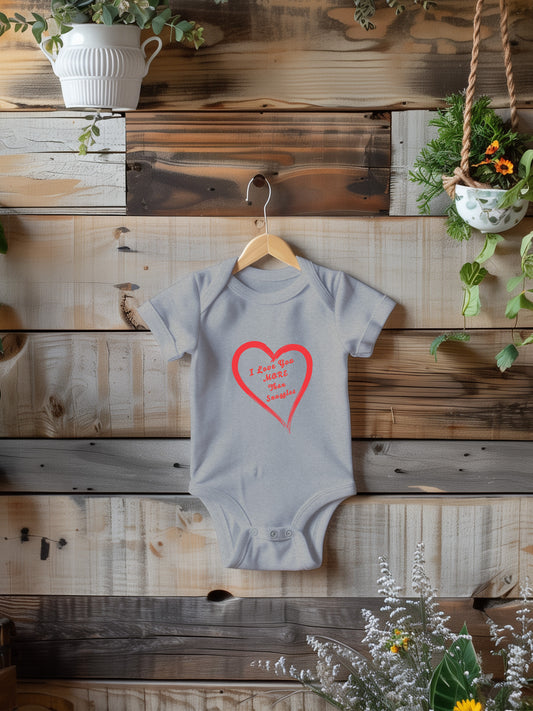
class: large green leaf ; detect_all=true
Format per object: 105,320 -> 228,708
430,624 -> 480,711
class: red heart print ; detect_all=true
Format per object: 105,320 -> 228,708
232,341 -> 313,433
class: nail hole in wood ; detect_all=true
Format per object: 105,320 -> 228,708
207,589 -> 233,602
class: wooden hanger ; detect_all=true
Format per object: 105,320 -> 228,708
232,175 -> 300,274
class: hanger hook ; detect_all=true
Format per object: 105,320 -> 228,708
245,174 -> 272,233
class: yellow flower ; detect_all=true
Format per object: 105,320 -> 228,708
453,699 -> 482,711
390,644 -> 400,654
494,158 -> 514,175
485,140 -> 500,155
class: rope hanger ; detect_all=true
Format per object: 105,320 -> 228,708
443,0 -> 518,198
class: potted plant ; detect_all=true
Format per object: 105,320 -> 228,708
0,0 -> 226,111
409,93 -> 533,366
410,93 -> 533,242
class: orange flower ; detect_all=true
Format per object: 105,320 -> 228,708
485,140 -> 500,155
495,158 -> 514,175
471,158 -> 491,167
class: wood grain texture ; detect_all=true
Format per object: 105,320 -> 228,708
0,112 -> 125,154
1,596 -> 522,680
1,0 -> 532,111
1,439 -> 533,494
16,681 -> 330,711
0,494 -> 528,597
0,113 -> 126,211
126,112 -> 389,215
2,215 -> 533,331
1,331 -> 533,439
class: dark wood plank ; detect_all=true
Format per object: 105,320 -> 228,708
0,667 -> 16,711
126,112 -> 390,216
1,439 -> 532,494
1,0 -> 532,110
0,595 -> 522,680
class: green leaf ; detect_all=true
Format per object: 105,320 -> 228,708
150,8 -> 170,34
505,293 -> 524,319
462,284 -> 481,318
507,275 -> 525,293
518,149 -> 533,180
496,343 -> 519,372
429,332 -> 470,361
31,19 -> 46,43
0,220 -> 7,254
497,180 -> 527,209
505,292 -> 533,319
475,233 -> 504,264
430,624 -> 480,711
460,262 -> 488,287
519,333 -> 533,347
102,5 -> 118,24
520,231 -> 533,259
523,255 -> 533,280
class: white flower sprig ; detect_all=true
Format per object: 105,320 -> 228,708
255,544 -> 533,711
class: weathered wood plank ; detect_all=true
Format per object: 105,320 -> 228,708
0,154 -> 125,209
126,112 -> 389,215
390,109 -> 533,216
0,114 -> 126,210
1,0 -> 532,111
1,439 -> 533,494
1,331 -> 533,439
1,596 -> 522,680
0,494 -> 527,597
16,681 -> 330,711
0,112 -> 125,154
2,215 -> 533,330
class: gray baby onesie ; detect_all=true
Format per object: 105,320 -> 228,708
139,256 -> 395,571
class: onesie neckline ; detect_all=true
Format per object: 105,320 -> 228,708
228,258 -> 309,304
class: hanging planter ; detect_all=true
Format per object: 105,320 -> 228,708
454,184 -> 528,234
441,0 -> 531,234
409,0 -> 533,369
39,24 -> 162,111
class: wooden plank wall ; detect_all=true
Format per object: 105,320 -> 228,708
1,0 -> 533,709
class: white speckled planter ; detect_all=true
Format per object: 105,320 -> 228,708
455,184 -> 528,233
40,24 -> 162,111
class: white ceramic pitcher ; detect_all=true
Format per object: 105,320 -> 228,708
40,24 -> 163,111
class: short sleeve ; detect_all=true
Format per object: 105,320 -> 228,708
138,273 -> 200,360
334,271 -> 396,357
